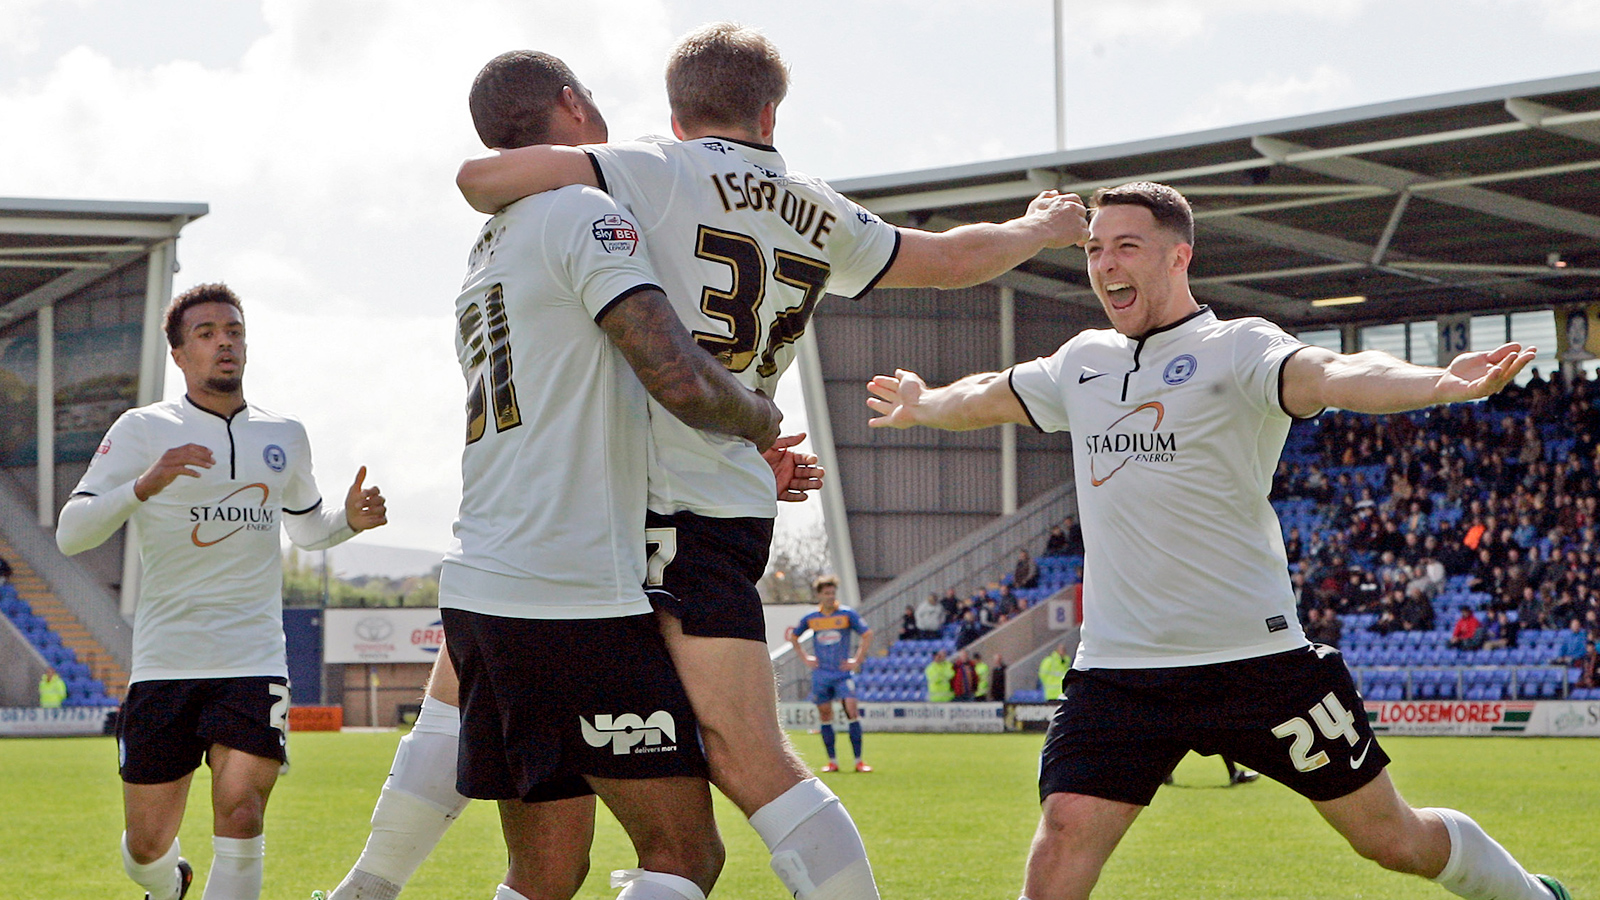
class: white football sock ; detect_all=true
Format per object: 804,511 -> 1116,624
1425,808 -> 1551,900
330,697 -> 469,900
492,885 -> 530,900
748,778 -> 879,900
122,833 -> 184,900
611,868 -> 706,900
201,834 -> 264,900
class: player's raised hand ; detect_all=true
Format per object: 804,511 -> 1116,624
866,369 -> 927,429
133,444 -> 215,501
344,466 -> 388,532
764,432 -> 824,502
1026,190 -> 1090,249
1437,343 -> 1537,403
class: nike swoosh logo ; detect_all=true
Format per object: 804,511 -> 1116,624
1078,371 -> 1109,384
1349,738 -> 1371,769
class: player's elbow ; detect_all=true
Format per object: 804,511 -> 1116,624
455,163 -> 503,214
55,531 -> 86,556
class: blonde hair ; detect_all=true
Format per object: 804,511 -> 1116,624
666,23 -> 788,134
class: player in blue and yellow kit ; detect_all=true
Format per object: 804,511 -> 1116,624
787,575 -> 875,772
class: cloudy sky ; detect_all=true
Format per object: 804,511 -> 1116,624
3,0 -> 1599,555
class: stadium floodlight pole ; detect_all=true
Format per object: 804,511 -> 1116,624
1052,0 -> 1066,149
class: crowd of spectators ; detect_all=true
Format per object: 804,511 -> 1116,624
897,515 -> 1085,651
1277,367 -> 1600,655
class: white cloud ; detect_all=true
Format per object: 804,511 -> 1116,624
1174,64 -> 1354,132
0,0 -> 57,54
1071,0 -> 1375,47
1501,0 -> 1600,31
0,0 -> 676,550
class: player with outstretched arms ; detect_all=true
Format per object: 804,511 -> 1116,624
863,181 -> 1572,900
454,24 -> 1089,900
57,283 -> 387,900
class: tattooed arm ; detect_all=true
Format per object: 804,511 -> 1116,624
599,288 -> 782,451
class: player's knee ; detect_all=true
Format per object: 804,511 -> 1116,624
636,829 -> 725,890
509,853 -> 589,898
1347,824 -> 1426,874
124,831 -> 172,865
213,793 -> 268,838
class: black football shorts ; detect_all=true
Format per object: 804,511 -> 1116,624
1039,644 -> 1388,806
443,609 -> 707,803
117,676 -> 291,785
644,510 -> 773,642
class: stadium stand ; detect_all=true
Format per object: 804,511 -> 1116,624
857,548 -> 1083,702
0,538 -> 120,706
1276,368 -> 1600,702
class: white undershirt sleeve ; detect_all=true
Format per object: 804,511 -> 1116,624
283,500 -> 356,551
56,481 -> 143,556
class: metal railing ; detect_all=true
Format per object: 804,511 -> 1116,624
775,482 -> 1078,700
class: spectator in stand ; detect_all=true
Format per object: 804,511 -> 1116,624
1037,642 -> 1071,701
1479,611 -> 1506,650
1044,525 -> 1069,557
1061,516 -> 1084,555
898,605 -> 919,641
1412,555 -> 1447,600
996,584 -> 1021,619
1576,640 -> 1599,689
1516,587 -> 1544,633
988,654 -> 1008,701
1555,618 -> 1589,664
1370,600 -> 1401,636
1340,570 -> 1379,614
914,594 -> 945,639
0,560 -> 19,611
1284,527 -> 1304,567
924,650 -> 954,703
950,650 -> 978,701
940,587 -> 961,622
973,652 -> 992,699
1305,607 -> 1342,648
39,669 -> 67,708
1448,607 -> 1484,651
1399,589 -> 1436,633
1014,549 -> 1040,590
954,609 -> 986,650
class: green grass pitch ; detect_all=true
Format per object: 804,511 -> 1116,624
2,731 -> 1593,898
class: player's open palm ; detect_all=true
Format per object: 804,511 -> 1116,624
866,369 -> 926,429
1438,342 -> 1536,403
344,466 -> 388,532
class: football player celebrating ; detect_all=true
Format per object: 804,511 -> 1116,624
58,283 -> 387,900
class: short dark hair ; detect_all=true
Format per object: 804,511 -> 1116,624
469,50 -> 583,149
813,574 -> 839,594
164,283 -> 243,349
666,23 -> 788,134
1091,181 -> 1195,246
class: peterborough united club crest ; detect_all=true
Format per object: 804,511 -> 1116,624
591,214 -> 640,255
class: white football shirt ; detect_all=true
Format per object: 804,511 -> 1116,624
439,186 -> 663,620
1009,307 -> 1313,668
70,399 -> 324,683
584,137 -> 901,519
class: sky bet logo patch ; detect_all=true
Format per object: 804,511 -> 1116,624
591,214 -> 639,255
581,711 -> 678,755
